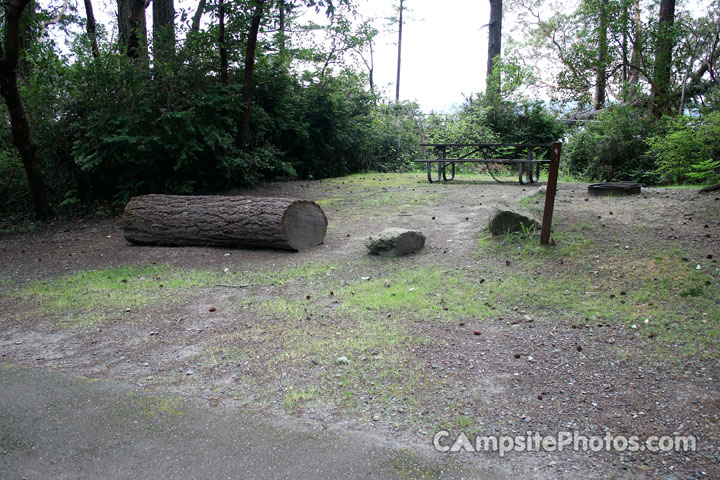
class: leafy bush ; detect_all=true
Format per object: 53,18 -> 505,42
647,111 -> 720,185
0,144 -> 29,218
481,96 -> 565,144
564,105 -> 655,182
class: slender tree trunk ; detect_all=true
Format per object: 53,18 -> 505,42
368,39 -> 375,94
153,0 -> 175,59
595,0 -> 608,110
0,0 -> 52,219
190,0 -> 206,33
218,0 -> 228,85
83,0 -> 100,58
628,0 -> 642,86
487,0 -> 502,97
241,0 -> 265,147
651,0 -> 676,117
395,0 -> 404,102
278,0 -> 286,53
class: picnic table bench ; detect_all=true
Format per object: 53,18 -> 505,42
414,142 -> 561,184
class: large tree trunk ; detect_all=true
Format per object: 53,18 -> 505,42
123,195 -> 328,251
0,0 -> 52,220
83,0 -> 100,58
651,0 -> 676,117
486,0 -> 502,97
241,0 -> 266,147
153,0 -> 175,59
118,0 -> 147,59
17,0 -> 35,77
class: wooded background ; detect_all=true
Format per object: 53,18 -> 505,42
0,0 -> 718,220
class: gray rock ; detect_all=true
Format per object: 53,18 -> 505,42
488,199 -> 541,236
365,228 -> 426,257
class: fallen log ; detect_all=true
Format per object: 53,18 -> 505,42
123,194 -> 327,251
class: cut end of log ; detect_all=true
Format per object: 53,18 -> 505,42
283,200 -> 328,251
123,194 -> 327,251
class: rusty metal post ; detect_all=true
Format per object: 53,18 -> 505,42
540,142 -> 562,246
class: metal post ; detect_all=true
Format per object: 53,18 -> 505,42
540,142 -> 562,246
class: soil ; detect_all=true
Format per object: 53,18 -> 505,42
1,174 -> 718,479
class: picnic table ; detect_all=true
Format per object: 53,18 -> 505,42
414,142 -> 560,184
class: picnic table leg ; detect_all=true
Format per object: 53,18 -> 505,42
519,149 -> 533,185
442,161 -> 455,181
427,146 -> 446,183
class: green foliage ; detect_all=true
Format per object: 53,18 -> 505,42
368,101 -> 424,172
425,95 -> 563,146
0,145 -> 29,218
481,96 -> 565,144
63,54 -> 295,205
565,105 -> 655,182
647,111 -> 720,185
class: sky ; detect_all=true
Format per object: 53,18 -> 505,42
350,0 -> 492,113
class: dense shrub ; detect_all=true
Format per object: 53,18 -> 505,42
564,105 -> 655,182
647,111 -> 720,185
481,97 -> 565,145
3,50 -> 401,208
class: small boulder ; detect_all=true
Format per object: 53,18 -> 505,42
366,228 -> 426,257
488,199 -> 541,236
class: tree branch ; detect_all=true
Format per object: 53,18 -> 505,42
40,0 -> 70,39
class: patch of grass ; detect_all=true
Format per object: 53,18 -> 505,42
318,172 -> 426,189
315,173 -> 443,210
124,393 -> 185,418
14,260 -> 341,328
16,264 -> 220,327
476,231 -> 720,359
338,267 -> 491,322
453,414 -> 474,428
207,309 -> 438,419
283,385 -> 318,411
243,261 -> 338,286
477,224 -> 596,263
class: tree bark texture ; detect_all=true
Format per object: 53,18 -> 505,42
0,0 -> 52,220
595,0 -> 608,110
153,0 -> 175,58
395,0 -> 403,102
651,0 -> 676,117
628,0 -> 642,86
191,0 -> 207,33
487,0 -> 502,97
118,0 -> 147,58
83,0 -> 101,58
241,0 -> 266,146
123,195 -> 328,251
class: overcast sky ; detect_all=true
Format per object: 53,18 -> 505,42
353,0 -> 491,113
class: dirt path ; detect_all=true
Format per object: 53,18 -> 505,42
1,174 -> 718,479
